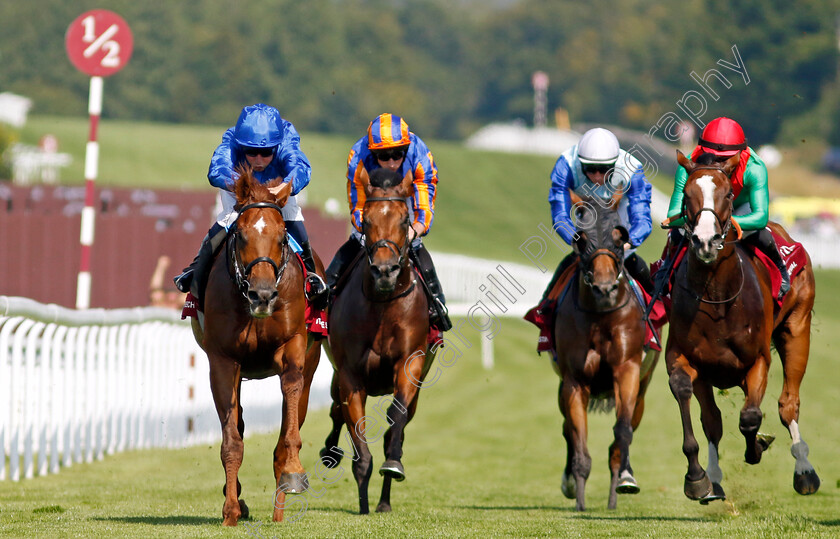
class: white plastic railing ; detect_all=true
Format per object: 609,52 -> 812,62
0,296 -> 332,482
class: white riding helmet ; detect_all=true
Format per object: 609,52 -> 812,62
577,128 -> 620,164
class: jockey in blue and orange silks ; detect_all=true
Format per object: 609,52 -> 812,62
536,127 -> 654,310
173,103 -> 328,307
324,113 -> 451,331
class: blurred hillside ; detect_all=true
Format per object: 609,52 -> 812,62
1,0 -> 839,148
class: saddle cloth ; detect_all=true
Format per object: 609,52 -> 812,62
650,228 -> 807,311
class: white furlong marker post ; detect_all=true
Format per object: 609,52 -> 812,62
65,9 -> 133,309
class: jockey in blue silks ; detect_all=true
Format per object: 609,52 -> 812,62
174,103 -> 328,307
539,127 -> 653,307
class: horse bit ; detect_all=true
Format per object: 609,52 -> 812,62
229,201 -> 292,297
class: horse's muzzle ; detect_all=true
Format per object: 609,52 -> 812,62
370,262 -> 400,294
247,285 -> 278,318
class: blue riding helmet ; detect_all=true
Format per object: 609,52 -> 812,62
234,104 -> 284,148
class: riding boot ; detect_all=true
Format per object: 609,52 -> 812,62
624,252 -> 653,295
325,237 -> 364,291
300,241 -> 329,310
747,228 -> 790,300
173,223 -> 228,298
411,243 -> 452,332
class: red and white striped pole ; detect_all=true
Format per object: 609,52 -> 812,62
75,76 -> 102,310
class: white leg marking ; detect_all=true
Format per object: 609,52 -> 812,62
789,419 -> 801,445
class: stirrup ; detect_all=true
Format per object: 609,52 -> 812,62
306,273 -> 328,301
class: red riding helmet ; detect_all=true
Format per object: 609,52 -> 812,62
698,117 -> 747,157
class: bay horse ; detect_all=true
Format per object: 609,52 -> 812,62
319,167 -> 438,514
666,150 -> 820,504
552,200 -> 659,511
191,168 -> 323,525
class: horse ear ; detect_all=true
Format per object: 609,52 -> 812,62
572,231 -> 587,255
234,165 -> 253,203
399,170 -> 414,197
273,180 -> 292,208
721,152 -> 741,177
360,167 -> 374,197
676,149 -> 695,173
613,226 -> 629,248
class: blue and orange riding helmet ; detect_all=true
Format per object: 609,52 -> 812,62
367,113 -> 411,151
234,104 -> 283,148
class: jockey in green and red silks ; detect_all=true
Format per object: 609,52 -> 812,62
662,116 -> 788,298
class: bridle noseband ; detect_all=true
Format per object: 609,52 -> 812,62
228,201 -> 291,298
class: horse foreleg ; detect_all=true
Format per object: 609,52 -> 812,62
609,360 -> 641,509
667,354 -> 710,500
340,378 -> 373,515
559,378 -> 591,511
376,392 -> 419,513
273,337 -> 308,522
693,380 -> 726,503
740,354 -> 769,465
209,358 -> 245,526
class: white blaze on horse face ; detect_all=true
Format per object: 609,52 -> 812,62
254,216 -> 267,234
694,175 -> 718,243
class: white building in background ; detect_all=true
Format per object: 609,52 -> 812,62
0,92 -> 32,127
465,122 -> 582,156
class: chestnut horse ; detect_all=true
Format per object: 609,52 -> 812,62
191,168 -> 323,525
319,167 -> 438,514
552,200 -> 659,511
666,151 -> 820,504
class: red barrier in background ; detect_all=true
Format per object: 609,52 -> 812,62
0,183 -> 348,309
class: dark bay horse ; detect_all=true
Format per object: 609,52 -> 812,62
191,168 -> 323,525
552,200 -> 659,511
320,167 -> 437,514
666,150 -> 819,503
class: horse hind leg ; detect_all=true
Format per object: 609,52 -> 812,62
319,372 -> 345,469
609,361 -> 642,509
774,309 -> 820,495
740,355 -> 770,465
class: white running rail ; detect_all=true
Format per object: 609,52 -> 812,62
0,296 -> 332,482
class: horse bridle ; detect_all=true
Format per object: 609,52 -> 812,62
228,201 -> 292,298
362,196 -> 411,267
575,247 -> 630,313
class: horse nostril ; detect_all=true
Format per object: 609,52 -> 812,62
389,264 -> 400,276
370,266 -> 381,279
247,290 -> 261,303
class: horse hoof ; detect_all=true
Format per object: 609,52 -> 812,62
616,475 -> 640,495
794,469 -> 821,495
239,499 -> 250,519
375,502 -> 392,513
561,471 -> 576,499
319,446 -> 342,469
756,432 -> 775,452
699,482 -> 726,505
684,473 -> 712,500
379,459 -> 405,481
279,472 -> 309,494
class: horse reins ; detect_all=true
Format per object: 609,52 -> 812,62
229,201 -> 292,298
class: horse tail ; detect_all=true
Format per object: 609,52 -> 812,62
588,394 -> 616,414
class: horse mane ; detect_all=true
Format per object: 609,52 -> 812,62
234,165 -> 282,205
695,152 -> 718,166
369,167 -> 403,190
